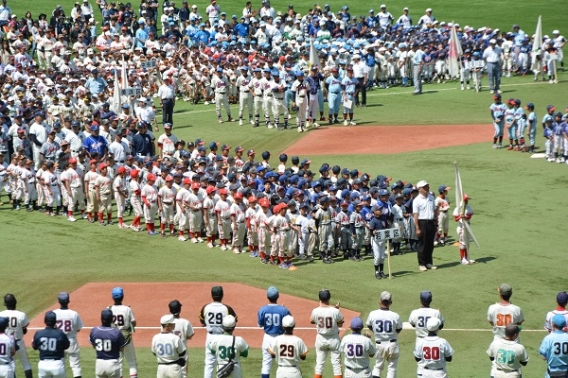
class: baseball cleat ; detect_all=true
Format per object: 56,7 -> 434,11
160,232 -> 166,237
468,259 -> 476,264
191,237 -> 198,243
426,264 -> 437,270
100,221 -> 106,226
279,262 -> 289,269
207,242 -> 214,248
218,119 -> 224,124
433,240 -> 439,246
299,254 -> 307,260
108,221 -> 113,225
239,120 -> 243,126
148,231 -> 158,236
269,260 -> 277,265
466,85 -> 471,90
313,122 -> 320,128
460,85 -> 464,91
334,118 -> 340,124
308,256 -> 314,262
497,143 -> 502,149
220,245 -> 227,251
375,271 -> 381,280
68,216 -> 77,222
349,121 -> 356,126
419,265 -> 428,272
323,258 -> 332,264
379,271 -> 388,279
267,124 -> 273,129
343,120 -> 348,126
492,144 -> 497,149
250,119 -> 254,125
260,258 -> 268,264
461,259 -> 470,265
178,236 -> 187,241
197,237 -> 204,243
232,248 -> 241,254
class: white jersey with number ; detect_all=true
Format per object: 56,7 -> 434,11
310,306 -> 344,337
544,309 -> 568,332
109,305 -> 135,331
486,338 -> 528,372
207,334 -> 249,366
486,303 -> 524,339
172,317 -> 194,346
151,332 -> 186,364
366,309 -> 402,342
408,307 -> 445,338
52,308 -> 84,339
270,334 -> 308,367
340,333 -> 377,369
0,333 -> 15,364
200,302 -> 237,335
0,309 -> 29,339
414,335 -> 454,371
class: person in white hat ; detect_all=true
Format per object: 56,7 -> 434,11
151,315 -> 186,378
377,5 -> 394,31
413,318 -> 454,377
207,315 -> 249,378
396,7 -> 412,29
412,180 -> 437,271
552,30 -> 567,70
482,39 -> 502,94
268,315 -> 308,378
417,8 -> 434,30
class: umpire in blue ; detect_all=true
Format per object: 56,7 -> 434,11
32,311 -> 70,378
89,309 -> 127,378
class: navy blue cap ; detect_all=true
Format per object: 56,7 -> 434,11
0,317 -> 8,329
58,291 -> 70,302
420,290 -> 433,303
45,311 -> 57,325
350,317 -> 363,329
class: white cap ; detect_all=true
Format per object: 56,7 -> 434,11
160,315 -> 175,325
282,315 -> 295,328
426,318 -> 441,332
352,54 -> 361,59
553,30 -> 560,34
489,38 -> 497,44
380,4 -> 386,8
138,97 -> 147,103
222,315 -> 236,328
426,8 -> 432,12
416,180 -> 428,188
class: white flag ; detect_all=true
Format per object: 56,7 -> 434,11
309,38 -> 321,69
448,23 -> 463,78
533,15 -> 542,54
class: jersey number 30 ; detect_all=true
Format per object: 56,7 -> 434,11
422,346 -> 440,360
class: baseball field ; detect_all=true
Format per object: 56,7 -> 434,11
2,0 -> 568,377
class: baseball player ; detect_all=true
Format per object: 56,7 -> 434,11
453,193 -> 475,264
61,158 -> 85,222
408,291 -> 445,343
245,196 -> 259,257
367,205 -> 386,278
175,178 -> 191,241
504,99 -> 519,151
270,70 -> 290,130
544,116 -> 555,162
340,317 -> 376,378
95,163 -> 113,226
53,292 -> 83,378
89,309 -> 127,378
487,284 -> 524,340
315,197 -> 334,263
342,67 -> 358,126
32,311 -> 70,378
151,315 -> 186,378
42,161 -> 61,216
249,68 -> 264,127
350,200 -> 366,260
236,67 -> 253,126
0,294 -> 31,378
167,300 -> 194,378
215,188 -> 232,251
128,170 -> 143,232
336,202 -> 352,258
257,198 -> 271,263
199,286 -> 238,378
490,94 -> 507,149
525,103 -> 537,153
230,191 -> 246,253
211,68 -> 234,123
158,175 -> 177,237
539,314 -> 568,378
434,185 -> 451,246
108,288 -> 137,378
0,317 -> 15,378
113,166 -> 128,228
203,186 -> 218,248
267,315 -> 308,378
413,318 -> 454,378
84,159 -> 100,222
141,173 -> 159,235
290,71 -> 310,133
261,69 -> 274,128
257,286 -> 291,378
544,292 -> 568,333
487,324 -> 528,378
310,289 -> 344,378
325,67 -> 342,125
207,315 -> 249,378
271,203 -> 291,268
366,291 -> 403,378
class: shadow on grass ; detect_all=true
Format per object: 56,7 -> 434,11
473,256 -> 497,264
390,270 -> 419,278
365,103 -> 383,108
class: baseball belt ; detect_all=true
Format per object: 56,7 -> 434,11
345,366 -> 369,372
279,364 -> 297,367
424,367 -> 444,371
330,91 -> 340,94
376,339 -> 397,344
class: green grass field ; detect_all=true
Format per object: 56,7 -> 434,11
3,0 -> 568,376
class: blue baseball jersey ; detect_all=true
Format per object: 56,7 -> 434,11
553,122 -> 564,136
490,103 -> 507,119
539,330 -> 568,374
325,75 -> 343,93
377,200 -> 391,221
544,126 -> 554,139
368,216 -> 386,232
342,77 -> 358,95
527,111 -> 537,129
83,135 -> 107,156
32,327 -> 70,360
89,326 -> 127,360
361,205 -> 373,223
257,304 -> 291,336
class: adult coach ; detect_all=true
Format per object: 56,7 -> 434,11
167,300 -> 194,378
544,292 -> 568,332
408,291 -> 445,341
413,180 -> 438,272
32,311 -> 70,378
487,284 -> 524,340
487,324 -> 528,378
310,289 -> 344,378
257,286 -> 291,378
0,294 -> 32,378
199,286 -> 238,378
89,309 -> 127,378
108,287 -> 138,378
340,317 -> 376,378
414,318 -> 453,377
151,315 -> 186,378
483,39 -> 502,94
539,315 -> 568,377
0,317 -> 15,378
158,79 -> 176,128
207,315 -> 249,378
53,292 -> 84,378
268,316 -> 308,378
366,291 -> 403,378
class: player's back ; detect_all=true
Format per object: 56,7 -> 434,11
0,309 -> 29,339
52,308 -> 83,338
273,334 -> 307,367
487,303 -> 523,339
311,306 -> 342,337
89,326 -> 125,359
32,328 -> 69,359
544,309 -> 568,331
151,332 -> 184,363
109,305 -> 135,331
258,304 -> 290,336
415,335 -> 453,370
487,338 -> 527,372
201,302 -> 234,335
0,333 -> 15,364
366,309 -> 402,342
340,333 -> 375,369
408,308 -> 444,338
173,317 -> 194,344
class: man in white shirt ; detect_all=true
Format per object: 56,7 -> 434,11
158,79 -> 175,128
483,39 -> 502,94
412,180 -> 437,271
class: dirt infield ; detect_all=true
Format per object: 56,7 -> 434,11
284,124 -> 492,155
26,282 -> 360,348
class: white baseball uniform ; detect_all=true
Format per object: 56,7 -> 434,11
0,309 -> 31,372
340,333 -> 377,378
414,335 -> 454,378
207,334 -> 249,378
366,308 -> 403,378
269,334 -> 308,378
408,307 -> 445,339
310,306 -> 344,376
52,308 -> 84,377
109,305 -> 137,378
151,332 -> 186,378
486,338 -> 528,378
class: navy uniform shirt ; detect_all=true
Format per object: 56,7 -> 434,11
32,327 -> 70,360
368,216 -> 386,233
89,326 -> 127,360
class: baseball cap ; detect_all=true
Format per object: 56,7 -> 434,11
101,309 -> 114,323
318,289 -> 331,301
58,292 -> 70,302
282,315 -> 295,328
547,105 -> 556,111
267,286 -> 279,300
379,291 -> 392,302
112,287 -> 124,299
420,291 -> 433,303
350,317 -> 363,329
44,311 -> 57,325
553,314 -> 567,328
438,185 -> 451,193
160,314 -> 175,325
211,286 -> 224,299
222,315 -> 236,328
0,317 -> 8,329
499,284 -> 513,296
426,317 -> 441,332
169,300 -> 182,314
416,180 -> 428,188
558,292 -> 568,305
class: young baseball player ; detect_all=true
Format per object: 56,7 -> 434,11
513,99 -> 527,151
167,300 -> 194,378
203,186 -> 218,248
413,318 -> 454,377
175,178 -> 190,241
315,197 -> 334,263
42,161 -> 61,216
525,103 -> 537,153
487,284 -> 524,340
342,67 -> 358,126
141,174 -> 159,236
187,182 -> 204,243
236,67 -> 253,126
94,163 -> 113,226
0,317 -> 15,378
504,99 -> 518,150
53,292 -> 84,378
32,311 -> 70,378
268,315 -> 308,378
249,68 -> 264,127
408,291 -> 446,343
230,192 -> 246,253
453,194 -> 475,264
349,200 -> 366,260
272,203 -> 291,268
211,68 -> 234,123
108,287 -> 138,378
336,202 -> 352,259
245,196 -> 259,257
295,203 -> 310,261
366,291 -> 403,378
270,70 -> 290,130
367,205 -> 387,278
113,166 -> 129,228
207,315 -> 249,378
325,68 -> 343,125
544,292 -> 568,333
310,290 -> 344,378
544,116 -> 555,162
0,294 -> 31,378
158,176 -> 177,237
151,315 -> 186,378
539,315 -> 568,377
89,309 -> 127,378
434,185 -> 451,246
290,71 -> 310,132
215,188 -> 232,251
487,324 -> 528,377
256,198 -> 271,263
490,94 -> 507,148
84,159 -> 99,221
340,317 -> 376,378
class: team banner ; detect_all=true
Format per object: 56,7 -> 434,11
454,162 -> 480,248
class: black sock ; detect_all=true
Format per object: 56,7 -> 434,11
379,263 -> 384,272
374,265 -> 379,272
493,137 -> 497,143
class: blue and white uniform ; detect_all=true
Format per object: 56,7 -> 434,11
32,325 -> 70,378
89,325 -> 127,378
539,328 -> 568,378
257,303 -> 291,377
490,101 -> 507,139
341,76 -> 358,115
325,73 -> 343,120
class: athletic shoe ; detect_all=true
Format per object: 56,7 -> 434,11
178,236 -> 187,241
250,119 -> 255,125
218,119 -> 224,124
513,146 -> 519,151
419,265 -> 428,272
548,158 -> 555,162
269,260 -> 277,265
260,258 -> 268,264
469,259 -> 476,264
203,101 -> 209,105
207,242 -> 214,248
100,221 -> 106,226
68,216 -> 77,222
466,85 -> 471,90
191,237 -> 198,243
433,240 -> 439,246
308,256 -> 314,262
233,248 -> 240,254
239,120 -> 243,126
497,143 -> 502,149
279,262 -> 289,269
460,85 -> 464,91
507,146 -> 514,150
328,257 -> 335,263
108,221 -> 113,225
299,254 -> 307,260
148,231 -> 158,236
426,264 -> 437,270
492,144 -> 497,149
379,271 -> 388,279
82,213 -> 88,219
343,120 -> 348,126
228,118 -> 235,122
197,237 -> 204,243
267,124 -> 273,129
461,258 -> 470,265
323,258 -> 332,264
170,231 -> 176,237
375,271 -> 381,280
160,232 -> 166,237
320,116 -> 326,121
220,245 -> 227,251
297,127 -> 303,133
489,90 -> 494,94
349,121 -> 356,126
313,122 -> 320,128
